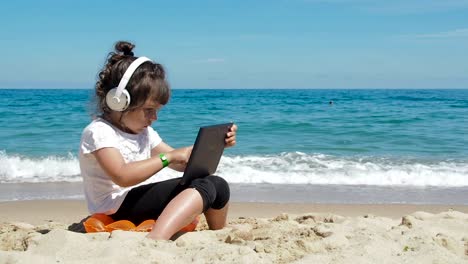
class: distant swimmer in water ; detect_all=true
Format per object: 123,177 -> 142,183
329,100 -> 334,105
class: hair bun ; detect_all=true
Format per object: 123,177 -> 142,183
115,41 -> 135,56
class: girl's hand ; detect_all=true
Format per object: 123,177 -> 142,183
166,146 -> 193,165
225,124 -> 237,148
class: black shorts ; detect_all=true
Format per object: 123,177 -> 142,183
109,176 -> 230,225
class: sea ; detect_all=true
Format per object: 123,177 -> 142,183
1,88 -> 467,204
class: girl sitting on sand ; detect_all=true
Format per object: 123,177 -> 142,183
79,41 -> 237,240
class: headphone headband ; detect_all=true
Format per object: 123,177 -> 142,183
113,56 -> 152,100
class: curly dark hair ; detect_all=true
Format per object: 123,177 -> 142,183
94,41 -> 170,116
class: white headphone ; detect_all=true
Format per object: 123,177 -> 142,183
105,56 -> 152,111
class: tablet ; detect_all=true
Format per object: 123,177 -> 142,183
179,123 -> 233,185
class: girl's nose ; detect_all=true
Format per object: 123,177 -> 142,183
145,109 -> 158,121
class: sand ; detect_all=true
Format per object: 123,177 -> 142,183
1,200 -> 468,263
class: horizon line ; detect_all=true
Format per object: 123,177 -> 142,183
1,87 -> 468,90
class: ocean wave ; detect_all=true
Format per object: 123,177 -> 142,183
218,153 -> 468,187
1,151 -> 467,187
0,151 -> 81,183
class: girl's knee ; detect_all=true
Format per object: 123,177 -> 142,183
189,178 -> 216,212
190,176 -> 230,211
207,176 -> 230,210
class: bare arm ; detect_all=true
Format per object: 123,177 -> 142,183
93,147 -> 165,187
93,141 -> 192,187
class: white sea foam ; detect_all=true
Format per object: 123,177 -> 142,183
0,151 -> 81,183
1,151 -> 467,187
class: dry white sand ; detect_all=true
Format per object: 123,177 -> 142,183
1,201 -> 468,263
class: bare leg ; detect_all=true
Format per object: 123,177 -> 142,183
146,188 -> 203,240
204,202 -> 229,230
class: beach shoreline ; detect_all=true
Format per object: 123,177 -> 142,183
3,181 -> 468,205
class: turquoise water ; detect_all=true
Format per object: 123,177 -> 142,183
1,89 -> 467,187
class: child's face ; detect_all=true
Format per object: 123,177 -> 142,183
121,100 -> 162,134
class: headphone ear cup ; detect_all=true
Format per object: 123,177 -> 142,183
106,88 -> 131,111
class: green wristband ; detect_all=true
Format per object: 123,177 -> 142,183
159,153 -> 169,168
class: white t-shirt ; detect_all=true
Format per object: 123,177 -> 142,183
79,117 -> 162,214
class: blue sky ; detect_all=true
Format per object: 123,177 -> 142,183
1,0 -> 468,89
